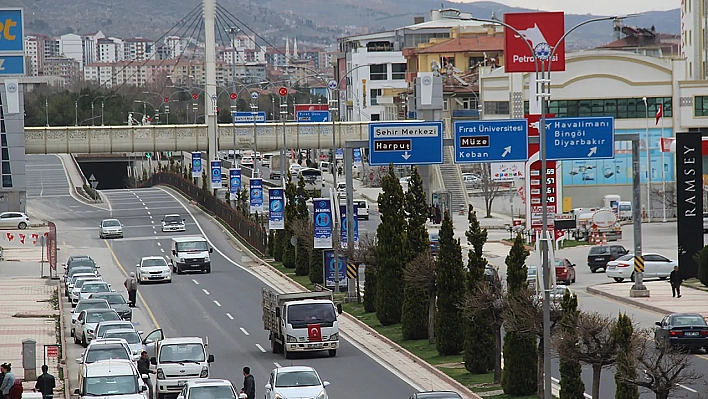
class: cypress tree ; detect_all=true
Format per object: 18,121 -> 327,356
401,167 -> 429,340
502,233 -> 537,395
267,230 -> 275,257
273,230 -> 284,262
201,169 -> 208,192
613,313 -> 639,399
434,211 -> 466,355
463,210 -> 495,373
309,247 -> 324,284
375,165 -> 407,325
363,264 -> 377,313
282,174 -> 297,269
559,290 -> 585,399
294,175 -> 311,276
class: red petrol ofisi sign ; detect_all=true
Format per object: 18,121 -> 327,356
504,11 -> 566,73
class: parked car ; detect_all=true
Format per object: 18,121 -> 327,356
102,329 -> 146,357
99,219 -> 123,239
554,258 -> 577,285
409,392 -> 463,399
71,299 -> 110,338
0,212 -> 30,229
89,292 -> 132,321
605,253 -> 677,282
78,281 -> 112,301
73,359 -> 148,399
429,233 -> 440,254
74,308 -> 121,346
654,313 -> 708,350
587,244 -> 629,273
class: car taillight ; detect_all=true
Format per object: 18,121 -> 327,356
700,331 -> 708,336
669,330 -> 683,336
618,263 -> 630,267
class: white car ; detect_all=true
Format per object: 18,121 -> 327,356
264,366 -> 330,399
79,281 -> 112,301
76,340 -> 133,368
71,299 -> 110,338
240,157 -> 254,167
0,211 -> 30,229
68,273 -> 100,297
353,199 -> 369,220
71,276 -> 103,306
136,256 -> 172,283
161,214 -> 186,232
177,379 -> 245,399
99,219 -> 123,239
605,253 -> 678,283
74,308 -> 121,347
74,359 -> 148,399
94,320 -> 137,340
101,330 -> 146,357
289,163 -> 302,175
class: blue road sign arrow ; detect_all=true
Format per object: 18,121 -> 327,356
369,121 -> 443,166
544,116 -> 615,161
454,119 -> 529,163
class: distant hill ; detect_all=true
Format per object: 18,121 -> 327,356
12,0 -> 679,48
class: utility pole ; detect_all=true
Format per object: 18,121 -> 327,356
204,0 -> 218,165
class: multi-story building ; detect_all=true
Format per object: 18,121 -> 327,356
59,34 -> 84,67
598,23 -> 681,59
299,48 -> 329,71
82,31 -> 106,66
681,0 -> 705,79
43,56 -> 81,85
123,38 -> 154,61
97,37 -> 125,63
24,35 -> 44,76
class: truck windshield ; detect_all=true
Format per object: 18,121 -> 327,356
287,303 -> 336,325
176,241 -> 208,252
159,343 -> 206,363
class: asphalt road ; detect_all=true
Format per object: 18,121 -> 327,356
27,155 -> 417,399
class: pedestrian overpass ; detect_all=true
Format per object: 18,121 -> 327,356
24,121 -> 382,154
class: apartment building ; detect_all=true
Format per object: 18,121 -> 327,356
43,57 -> 81,85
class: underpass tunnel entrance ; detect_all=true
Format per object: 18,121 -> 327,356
76,161 -> 131,189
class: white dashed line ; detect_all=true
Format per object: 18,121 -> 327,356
226,313 -> 234,320
192,279 -> 199,285
151,220 -> 155,224
273,362 -> 282,368
213,300 -> 221,307
157,242 -> 161,246
679,385 -> 698,393
160,248 -> 165,253
153,231 -> 157,234
144,206 -> 148,210
255,344 -> 266,353
240,327 -> 249,335
147,211 -> 151,215
202,289 -> 210,295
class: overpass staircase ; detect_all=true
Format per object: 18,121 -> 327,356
437,146 -> 469,215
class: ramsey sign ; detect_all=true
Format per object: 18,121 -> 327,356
504,12 -> 566,73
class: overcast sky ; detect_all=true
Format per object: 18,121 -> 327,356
461,0 -> 680,16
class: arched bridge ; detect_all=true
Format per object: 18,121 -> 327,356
24,121 -> 388,154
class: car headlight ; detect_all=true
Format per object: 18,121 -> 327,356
274,394 -> 283,399
157,368 -> 164,379
178,257 -> 185,263
87,329 -> 94,334
204,256 -> 210,262
329,333 -> 338,341
199,366 -> 209,378
286,335 -> 297,343
317,390 -> 326,399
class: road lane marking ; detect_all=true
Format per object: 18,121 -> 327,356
202,289 -> 210,295
226,313 -> 234,320
192,279 -> 199,285
679,384 -> 698,393
157,242 -> 161,246
240,327 -> 249,335
273,362 -> 281,368
151,220 -> 155,224
145,206 -> 148,210
160,248 -> 165,253
104,240 -> 160,329
213,300 -> 221,307
153,231 -> 157,234
147,211 -> 151,215
255,344 -> 266,353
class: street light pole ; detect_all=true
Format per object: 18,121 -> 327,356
228,27 -> 240,170
643,97 -> 652,222
45,98 -> 49,127
329,86 -> 340,294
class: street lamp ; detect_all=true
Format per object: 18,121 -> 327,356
93,95 -> 115,126
74,93 -> 89,126
643,97 -> 652,222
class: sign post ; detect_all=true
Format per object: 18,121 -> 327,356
210,160 -> 222,191
368,121 -> 444,166
228,168 -> 241,201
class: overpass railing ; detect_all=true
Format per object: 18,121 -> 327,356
139,172 -> 268,255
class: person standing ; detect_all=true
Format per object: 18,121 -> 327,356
34,365 -> 55,399
670,265 -> 683,298
241,367 -> 255,399
124,272 -> 138,307
137,351 -> 155,399
0,363 -> 15,399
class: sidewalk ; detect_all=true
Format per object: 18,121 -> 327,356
0,267 -> 62,396
587,281 -> 708,318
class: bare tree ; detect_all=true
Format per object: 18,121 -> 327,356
290,218 -> 314,246
349,232 -> 378,311
461,280 -> 506,383
403,249 -> 437,343
554,311 -> 617,399
478,164 -> 501,218
618,328 -> 703,399
506,290 -> 563,399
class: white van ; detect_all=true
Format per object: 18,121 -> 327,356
319,161 -> 331,173
151,337 -> 214,397
170,237 -> 213,274
617,201 -> 632,220
353,199 -> 369,220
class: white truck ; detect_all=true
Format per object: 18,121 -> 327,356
262,289 -> 342,359
150,337 -> 214,399
170,237 -> 212,274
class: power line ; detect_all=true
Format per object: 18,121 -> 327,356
159,14 -> 205,94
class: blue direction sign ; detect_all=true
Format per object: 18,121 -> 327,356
0,9 -> 24,53
454,120 -> 529,163
297,110 -> 330,122
369,121 -> 444,166
545,116 -> 615,161
0,55 -> 25,75
233,111 -> 266,123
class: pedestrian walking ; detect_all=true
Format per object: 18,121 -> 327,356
434,205 -> 442,224
137,351 -> 155,399
670,265 -> 683,298
34,365 -> 55,399
0,363 -> 15,399
124,272 -> 138,307
241,367 -> 255,399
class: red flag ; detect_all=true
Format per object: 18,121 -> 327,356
655,104 -> 663,125
6,233 -> 13,242
19,234 -> 26,244
307,324 -> 322,342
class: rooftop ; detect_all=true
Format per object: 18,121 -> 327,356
416,35 -> 504,54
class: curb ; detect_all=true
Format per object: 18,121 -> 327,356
585,284 -> 668,315
56,279 -> 70,399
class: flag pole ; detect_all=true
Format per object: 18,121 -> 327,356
660,102 -> 666,222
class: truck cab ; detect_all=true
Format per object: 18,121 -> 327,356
170,237 -> 213,274
150,337 -> 214,399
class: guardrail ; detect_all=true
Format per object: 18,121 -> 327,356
139,172 -> 268,255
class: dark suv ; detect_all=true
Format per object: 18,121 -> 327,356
587,245 -> 628,273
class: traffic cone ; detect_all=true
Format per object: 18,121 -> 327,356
602,233 -> 607,245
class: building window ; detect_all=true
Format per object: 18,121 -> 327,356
694,96 -> 708,116
522,97 -> 672,119
370,64 -> 387,81
370,89 -> 382,105
462,97 -> 478,110
484,101 -> 510,115
443,99 -> 448,111
391,63 -> 406,80
0,96 -> 10,188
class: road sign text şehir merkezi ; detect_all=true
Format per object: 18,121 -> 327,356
373,127 -> 438,137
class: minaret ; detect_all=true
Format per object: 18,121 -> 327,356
285,37 -> 290,65
293,37 -> 298,59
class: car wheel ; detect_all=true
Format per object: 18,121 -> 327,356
176,265 -> 183,275
572,276 -> 576,283
659,276 -> 668,280
70,328 -> 74,337
284,346 -> 291,359
18,222 -> 27,229
74,332 -> 81,345
82,333 -> 88,347
328,349 -> 337,357
614,277 -> 625,283
205,266 -> 211,274
630,273 -> 635,282
157,393 -> 166,399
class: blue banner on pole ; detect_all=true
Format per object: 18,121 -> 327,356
323,251 -> 347,289
339,204 -> 359,247
229,169 -> 241,200
268,188 -> 285,230
335,148 -> 343,160
249,178 -> 264,214
191,152 -> 202,174
353,148 -> 362,166
313,198 -> 333,249
210,160 -> 222,189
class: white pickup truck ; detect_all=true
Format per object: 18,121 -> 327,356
262,289 -> 342,359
